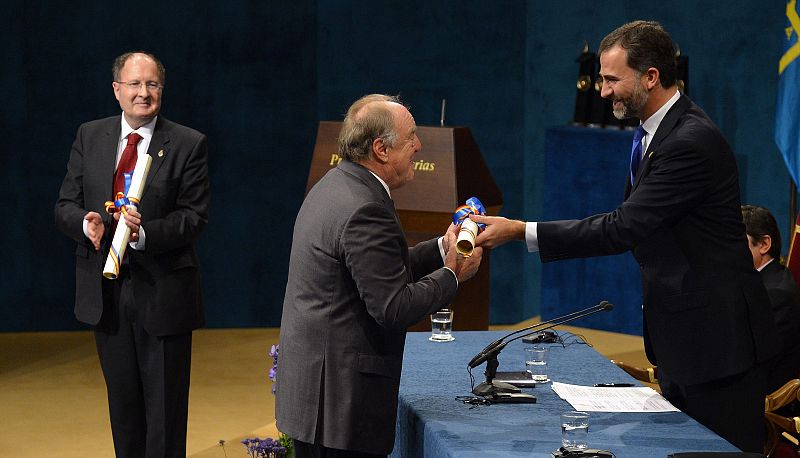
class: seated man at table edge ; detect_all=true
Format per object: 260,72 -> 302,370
742,204 -> 800,392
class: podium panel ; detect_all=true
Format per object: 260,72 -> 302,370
307,122 -> 502,330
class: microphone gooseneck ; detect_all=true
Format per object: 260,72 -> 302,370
467,300 -> 611,369
469,300 -> 614,398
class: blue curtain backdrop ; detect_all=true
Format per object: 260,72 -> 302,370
0,0 -> 789,333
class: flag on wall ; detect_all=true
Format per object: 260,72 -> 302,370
776,0 -> 800,185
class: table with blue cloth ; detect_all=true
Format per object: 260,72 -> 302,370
390,331 -> 739,457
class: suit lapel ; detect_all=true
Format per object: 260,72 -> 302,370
99,119 -> 122,201
338,160 -> 411,270
338,160 -> 395,209
630,94 -> 691,191
141,117 -> 171,200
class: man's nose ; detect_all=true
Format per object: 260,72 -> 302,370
600,83 -> 612,99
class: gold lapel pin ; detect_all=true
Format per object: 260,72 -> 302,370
648,151 -> 655,158
158,149 -> 164,158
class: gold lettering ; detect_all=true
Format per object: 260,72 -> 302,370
329,153 -> 343,166
413,160 -> 436,172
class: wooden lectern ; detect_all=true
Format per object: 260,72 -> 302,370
306,121 -> 502,331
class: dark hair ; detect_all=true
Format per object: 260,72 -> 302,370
598,20 -> 676,89
338,94 -> 402,162
741,204 -> 782,260
112,51 -> 166,84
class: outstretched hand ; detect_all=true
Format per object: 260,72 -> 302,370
469,214 -> 526,249
84,212 -> 105,251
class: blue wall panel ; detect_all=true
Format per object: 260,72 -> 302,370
0,1 -> 791,332
542,127 -> 643,335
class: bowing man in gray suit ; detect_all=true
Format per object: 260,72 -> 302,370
276,94 -> 483,457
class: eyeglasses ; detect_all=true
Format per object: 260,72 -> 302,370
116,81 -> 164,91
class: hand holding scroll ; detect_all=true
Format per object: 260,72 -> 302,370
469,214 -> 526,249
115,208 -> 142,242
445,241 -> 483,283
452,197 -> 486,257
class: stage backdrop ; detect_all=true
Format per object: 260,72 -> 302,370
0,0 -> 788,333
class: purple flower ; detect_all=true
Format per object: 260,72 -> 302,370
268,343 -> 279,394
242,436 -> 288,457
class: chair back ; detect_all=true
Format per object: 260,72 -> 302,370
765,378 -> 800,458
611,360 -> 658,384
784,213 -> 800,288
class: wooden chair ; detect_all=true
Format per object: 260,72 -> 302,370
785,212 -> 800,289
764,378 -> 800,458
611,360 -> 658,385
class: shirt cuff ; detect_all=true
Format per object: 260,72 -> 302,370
437,236 -> 447,262
129,224 -> 146,250
525,221 -> 539,253
443,266 -> 459,288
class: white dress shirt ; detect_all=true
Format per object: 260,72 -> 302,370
83,114 -> 157,250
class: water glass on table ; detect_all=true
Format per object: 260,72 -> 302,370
561,411 -> 590,449
430,308 -> 454,342
524,345 -> 549,382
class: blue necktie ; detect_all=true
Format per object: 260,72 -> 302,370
629,125 -> 647,185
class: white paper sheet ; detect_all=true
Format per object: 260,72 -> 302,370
551,381 -> 680,412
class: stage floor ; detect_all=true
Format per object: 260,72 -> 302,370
0,322 -> 649,457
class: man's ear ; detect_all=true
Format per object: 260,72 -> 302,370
758,235 -> 772,256
644,67 -> 660,91
112,81 -> 121,102
372,137 -> 389,163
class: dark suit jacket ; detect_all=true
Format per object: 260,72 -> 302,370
276,160 -> 458,455
760,260 -> 800,390
55,115 -> 210,336
538,95 -> 779,385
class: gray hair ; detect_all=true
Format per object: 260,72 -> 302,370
338,94 -> 402,162
112,51 -> 166,84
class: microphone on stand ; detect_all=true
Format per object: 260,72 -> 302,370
468,301 -> 611,369
469,301 -> 614,399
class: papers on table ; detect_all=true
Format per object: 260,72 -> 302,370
551,382 -> 680,412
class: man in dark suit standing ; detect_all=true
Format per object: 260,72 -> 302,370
55,51 -> 210,457
741,205 -> 800,392
276,94 -> 482,457
471,21 -> 778,452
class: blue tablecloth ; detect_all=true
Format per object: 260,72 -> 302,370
391,331 -> 739,457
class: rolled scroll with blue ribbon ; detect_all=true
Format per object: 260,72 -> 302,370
102,154 -> 153,279
452,197 -> 486,257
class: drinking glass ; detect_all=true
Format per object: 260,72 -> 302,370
430,309 -> 454,342
524,346 -> 548,382
561,411 -> 590,449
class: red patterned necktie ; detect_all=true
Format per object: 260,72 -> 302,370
114,132 -> 142,197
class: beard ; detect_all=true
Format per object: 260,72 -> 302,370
612,80 -> 648,120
